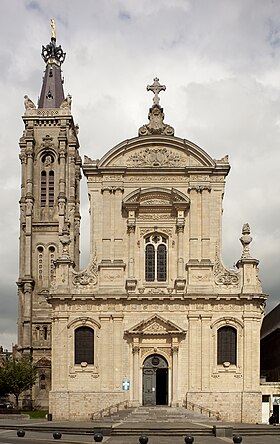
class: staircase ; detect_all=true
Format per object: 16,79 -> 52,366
94,406 -> 215,436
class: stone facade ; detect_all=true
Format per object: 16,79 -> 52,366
18,29 -> 266,421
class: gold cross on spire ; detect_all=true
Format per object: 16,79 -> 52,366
147,78 -> 166,106
51,18 -> 56,40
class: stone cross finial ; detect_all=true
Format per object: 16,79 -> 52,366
147,78 -> 166,106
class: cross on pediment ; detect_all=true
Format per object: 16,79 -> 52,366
147,78 -> 166,106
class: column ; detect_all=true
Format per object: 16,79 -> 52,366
189,188 -> 199,260
99,315 -> 112,390
113,315 -> 123,390
114,187 -> 124,260
102,188 -> 112,260
188,315 -> 201,390
171,342 -> 179,405
127,211 -> 136,278
201,315 -> 212,390
23,281 -> 33,348
176,210 -> 185,278
58,139 -> 66,234
201,188 -> 211,260
132,341 -> 140,404
243,315 -> 253,391
24,143 -> 34,277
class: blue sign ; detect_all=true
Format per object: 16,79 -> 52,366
122,380 -> 130,391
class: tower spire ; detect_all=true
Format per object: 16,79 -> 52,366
38,19 -> 66,108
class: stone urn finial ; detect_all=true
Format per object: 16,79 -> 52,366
240,223 -> 252,258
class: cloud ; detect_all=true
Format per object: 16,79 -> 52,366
0,0 -> 279,349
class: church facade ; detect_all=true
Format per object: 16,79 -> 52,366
18,26 -> 266,422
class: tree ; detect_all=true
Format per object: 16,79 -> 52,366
0,356 -> 37,407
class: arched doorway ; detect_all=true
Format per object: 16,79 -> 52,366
142,354 -> 168,406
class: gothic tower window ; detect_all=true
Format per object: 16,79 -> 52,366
49,171 -> 54,207
40,171 -> 47,206
40,154 -> 55,207
217,326 -> 237,365
74,327 -> 94,365
145,235 -> 167,282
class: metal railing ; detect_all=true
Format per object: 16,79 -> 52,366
185,400 -> 221,420
91,399 -> 129,420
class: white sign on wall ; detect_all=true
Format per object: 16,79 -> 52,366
122,380 -> 130,391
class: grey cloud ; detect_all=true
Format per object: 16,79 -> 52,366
0,0 -> 279,349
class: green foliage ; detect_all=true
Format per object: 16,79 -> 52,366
0,356 -> 37,407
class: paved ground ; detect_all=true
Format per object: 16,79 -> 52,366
0,429 -> 280,444
0,405 -> 279,444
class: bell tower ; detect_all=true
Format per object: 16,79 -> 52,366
17,20 -> 81,407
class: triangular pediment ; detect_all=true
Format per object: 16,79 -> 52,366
35,357 -> 51,368
125,314 -> 186,336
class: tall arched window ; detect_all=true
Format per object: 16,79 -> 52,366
217,326 -> 237,365
40,171 -> 47,207
40,154 -> 55,207
75,327 -> 94,365
49,171 -> 54,207
145,235 -> 167,282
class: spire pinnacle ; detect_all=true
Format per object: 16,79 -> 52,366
41,19 -> 66,66
38,20 -> 66,108
138,77 -> 174,136
51,18 -> 56,41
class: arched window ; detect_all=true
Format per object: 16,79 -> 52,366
40,374 -> 46,389
49,171 -> 54,207
37,246 -> 44,280
40,171 -> 47,207
145,235 -> 167,282
74,327 -> 94,365
217,326 -> 237,365
40,154 -> 55,207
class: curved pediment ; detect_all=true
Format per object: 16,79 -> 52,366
123,187 -> 190,212
97,135 -> 217,170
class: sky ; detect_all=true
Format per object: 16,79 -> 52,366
0,0 -> 279,350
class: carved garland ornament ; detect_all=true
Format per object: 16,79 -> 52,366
127,148 -> 185,167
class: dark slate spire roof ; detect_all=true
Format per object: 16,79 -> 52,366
38,20 -> 66,109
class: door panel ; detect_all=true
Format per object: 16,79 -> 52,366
143,368 -> 156,405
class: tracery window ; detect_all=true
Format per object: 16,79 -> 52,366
217,326 -> 237,365
145,235 -> 167,282
74,327 -> 94,365
40,154 -> 55,207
